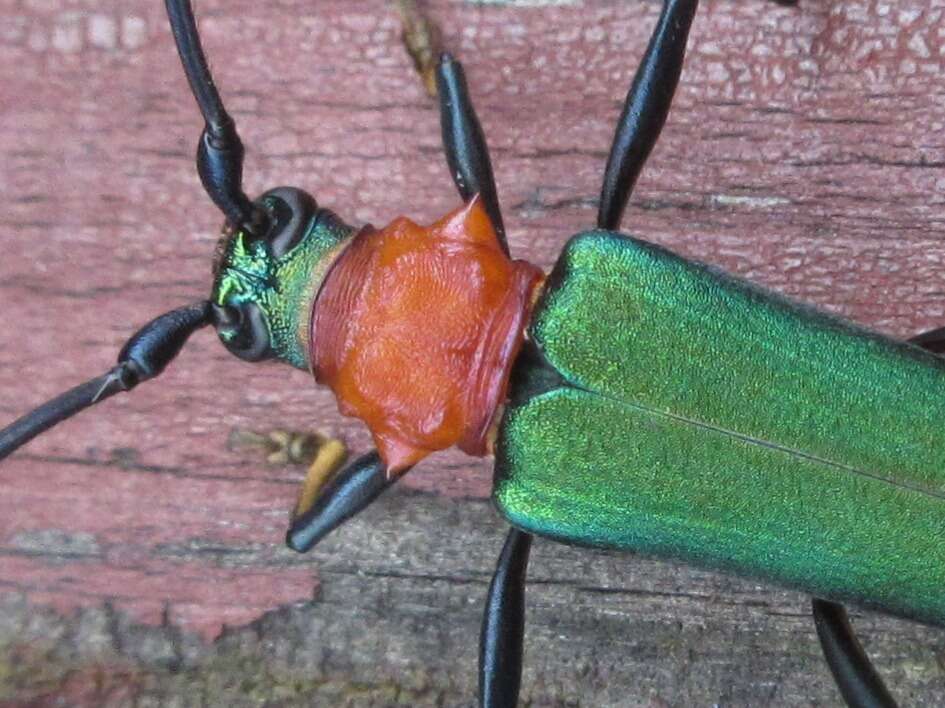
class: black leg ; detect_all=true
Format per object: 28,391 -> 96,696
436,53 -> 508,255
0,301 -> 212,462
479,528 -> 532,708
597,0 -> 797,231
285,450 -> 401,553
909,325 -> 945,354
597,0 -> 700,231
812,599 -> 898,708
810,323 -> 943,708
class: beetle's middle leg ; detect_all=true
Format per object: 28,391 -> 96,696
475,5 -> 710,704
597,0 -> 700,232
480,528 -> 532,708
474,2 -> 798,706
597,0 -> 797,232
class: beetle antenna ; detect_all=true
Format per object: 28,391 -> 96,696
164,0 -> 266,235
0,301 -> 213,462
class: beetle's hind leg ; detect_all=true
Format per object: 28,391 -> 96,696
809,325 -> 945,708
812,599 -> 898,708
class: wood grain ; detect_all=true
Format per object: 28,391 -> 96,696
2,0 -> 945,705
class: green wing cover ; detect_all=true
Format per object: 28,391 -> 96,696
495,231 -> 945,624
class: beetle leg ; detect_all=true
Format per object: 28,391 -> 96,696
811,324 -> 944,708
436,53 -> 508,255
812,599 -> 898,708
597,0 -> 798,231
909,325 -> 945,354
292,436 -> 349,520
285,450 -> 403,553
480,528 -> 532,708
597,0 -> 700,231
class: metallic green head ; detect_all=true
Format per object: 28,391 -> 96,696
210,187 -> 355,370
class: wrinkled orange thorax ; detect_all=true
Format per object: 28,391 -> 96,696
310,197 -> 544,473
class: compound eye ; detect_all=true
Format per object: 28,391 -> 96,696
257,187 -> 319,258
212,302 -> 272,362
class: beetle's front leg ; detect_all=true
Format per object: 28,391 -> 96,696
286,450 -> 404,553
436,53 -> 507,253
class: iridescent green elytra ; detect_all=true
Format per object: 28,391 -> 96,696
496,231 -> 945,626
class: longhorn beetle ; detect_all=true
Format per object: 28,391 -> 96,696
2,1 -> 944,706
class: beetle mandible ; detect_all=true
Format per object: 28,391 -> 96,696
3,1 -> 945,705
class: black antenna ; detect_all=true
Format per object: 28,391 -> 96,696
164,0 -> 265,234
0,302 -> 213,461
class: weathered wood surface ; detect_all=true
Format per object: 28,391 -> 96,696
2,0 -> 945,705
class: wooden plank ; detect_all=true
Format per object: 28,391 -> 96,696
2,0 -> 945,704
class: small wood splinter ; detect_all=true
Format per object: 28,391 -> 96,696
395,0 -> 443,98
227,428 -> 348,517
293,437 -> 348,519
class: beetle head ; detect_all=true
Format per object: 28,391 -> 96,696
211,186 -> 355,368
